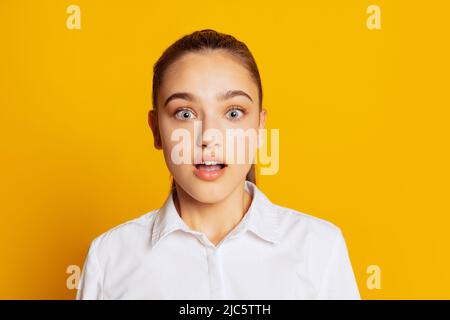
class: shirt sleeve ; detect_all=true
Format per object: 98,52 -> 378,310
76,238 -> 103,300
316,228 -> 361,300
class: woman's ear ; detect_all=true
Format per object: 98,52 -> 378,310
259,108 -> 267,129
148,109 -> 162,149
257,108 -> 267,149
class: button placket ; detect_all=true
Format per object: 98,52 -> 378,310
206,246 -> 225,299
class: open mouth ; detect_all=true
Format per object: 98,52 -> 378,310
194,161 -> 227,171
193,158 -> 228,181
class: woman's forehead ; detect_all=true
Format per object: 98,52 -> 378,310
160,51 -> 258,104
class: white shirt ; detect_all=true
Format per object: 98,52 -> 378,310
76,181 -> 360,300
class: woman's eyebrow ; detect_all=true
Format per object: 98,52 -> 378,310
164,90 -> 253,107
217,90 -> 254,103
164,92 -> 197,107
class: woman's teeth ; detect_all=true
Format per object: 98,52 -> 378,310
203,160 -> 219,165
195,161 -> 226,170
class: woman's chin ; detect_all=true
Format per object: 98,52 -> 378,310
176,179 -> 233,204
191,185 -> 230,204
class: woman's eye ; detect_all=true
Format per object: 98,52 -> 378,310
225,108 -> 244,120
174,109 -> 196,120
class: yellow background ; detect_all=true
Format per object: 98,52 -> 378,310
1,0 -> 449,299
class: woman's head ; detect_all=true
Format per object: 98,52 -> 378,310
148,29 -> 266,203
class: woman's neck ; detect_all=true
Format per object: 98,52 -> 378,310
174,180 -> 252,246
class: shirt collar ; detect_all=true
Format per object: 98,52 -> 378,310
150,180 -> 281,249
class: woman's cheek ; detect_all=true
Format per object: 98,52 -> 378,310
160,126 -> 197,168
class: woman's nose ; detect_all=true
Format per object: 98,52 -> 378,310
195,117 -> 223,149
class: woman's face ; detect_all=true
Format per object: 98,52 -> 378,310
149,50 -> 266,204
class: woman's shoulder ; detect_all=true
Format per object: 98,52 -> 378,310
269,202 -> 344,243
268,203 -> 350,271
254,183 -> 344,242
87,209 -> 160,255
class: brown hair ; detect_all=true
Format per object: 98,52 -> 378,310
151,29 -> 263,191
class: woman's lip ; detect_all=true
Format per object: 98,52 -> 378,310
193,164 -> 227,181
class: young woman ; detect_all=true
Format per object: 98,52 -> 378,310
76,29 -> 360,300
